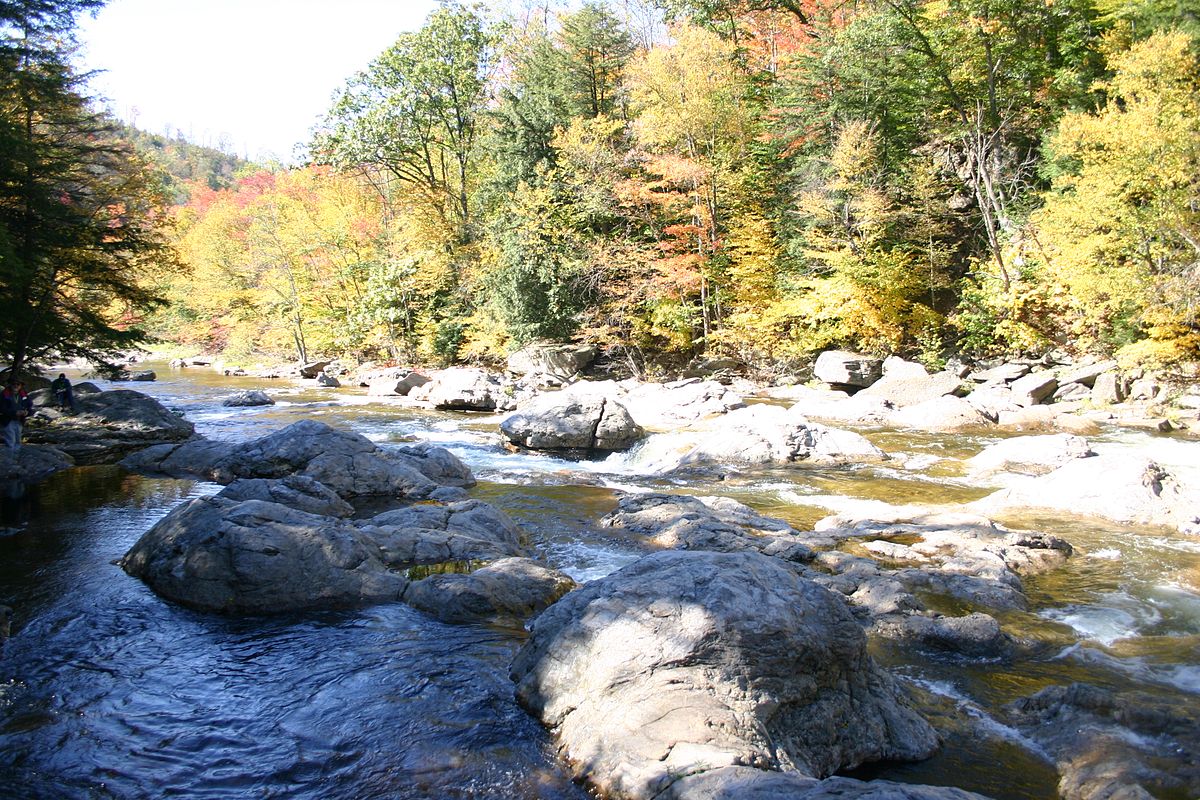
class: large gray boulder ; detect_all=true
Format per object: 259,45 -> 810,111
1009,371 -> 1058,407
25,389 -> 194,464
507,342 -> 597,380
119,438 -> 237,478
367,498 -> 526,562
403,557 -> 575,624
0,444 -> 73,483
121,497 -> 409,613
415,367 -> 507,411
363,368 -> 430,396
510,550 -> 940,800
216,475 -> 355,517
123,494 -> 531,615
888,396 -> 993,432
210,419 -> 474,498
813,350 -> 883,390
222,390 -> 274,407
500,394 -> 643,451
620,379 -> 745,428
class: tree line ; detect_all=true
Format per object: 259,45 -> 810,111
4,0 -> 1199,378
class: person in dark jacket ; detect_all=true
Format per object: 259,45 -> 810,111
1,380 -> 31,454
51,373 -> 75,412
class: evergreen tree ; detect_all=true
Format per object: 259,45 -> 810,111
0,0 -> 171,374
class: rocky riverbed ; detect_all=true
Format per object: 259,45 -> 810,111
1,356 -> 1197,800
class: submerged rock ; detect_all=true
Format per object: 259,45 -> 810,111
511,550 -> 940,800
0,445 -> 73,483
661,769 -> 991,799
1005,683 -> 1200,800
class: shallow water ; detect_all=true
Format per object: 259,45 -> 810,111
2,362 -> 1198,799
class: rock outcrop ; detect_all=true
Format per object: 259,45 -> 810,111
628,404 -> 886,473
510,550 -> 940,800
25,389 -> 194,464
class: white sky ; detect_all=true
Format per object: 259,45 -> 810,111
74,0 -> 440,163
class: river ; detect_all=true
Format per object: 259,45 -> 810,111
1,363 -> 1197,799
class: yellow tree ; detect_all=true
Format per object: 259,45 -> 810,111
1027,30 -> 1200,363
626,24 -> 753,347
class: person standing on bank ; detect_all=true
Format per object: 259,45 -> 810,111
1,379 -> 29,454
51,373 -> 75,412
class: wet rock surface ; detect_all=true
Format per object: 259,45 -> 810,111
510,550 -> 940,800
1005,683 -> 1200,800
222,390 -> 274,407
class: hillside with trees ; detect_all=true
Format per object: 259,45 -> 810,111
133,1 -> 1200,376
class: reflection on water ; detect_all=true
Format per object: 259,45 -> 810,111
2,362 -> 1198,798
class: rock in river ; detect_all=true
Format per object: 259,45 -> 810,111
403,557 -> 575,624
500,393 -> 643,451
25,389 -> 194,464
510,550 -> 939,800
123,494 -> 531,615
121,497 -> 410,614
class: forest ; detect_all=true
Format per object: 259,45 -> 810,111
5,0 -> 1200,378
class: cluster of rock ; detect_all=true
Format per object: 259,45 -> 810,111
502,488 -> 1099,799
577,489 -> 1198,800
806,350 -> 1192,434
119,419 -> 575,622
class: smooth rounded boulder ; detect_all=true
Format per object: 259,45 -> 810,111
510,550 -> 939,800
500,393 -> 643,451
121,497 -> 409,614
210,419 -> 474,498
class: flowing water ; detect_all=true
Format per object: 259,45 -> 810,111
2,363 -> 1198,799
